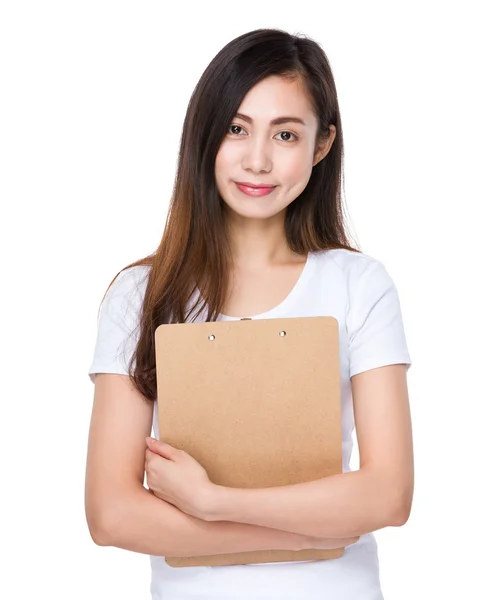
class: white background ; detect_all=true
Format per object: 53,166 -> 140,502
1,1 -> 482,598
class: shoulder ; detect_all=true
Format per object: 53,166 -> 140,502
312,248 -> 391,287
99,265 -> 151,324
111,264 -> 151,288
104,265 -> 151,301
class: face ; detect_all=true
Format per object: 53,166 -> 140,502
215,75 -> 335,223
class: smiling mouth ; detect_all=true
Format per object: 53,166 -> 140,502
234,182 -> 277,197
234,181 -> 276,189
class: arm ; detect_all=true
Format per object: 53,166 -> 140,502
204,364 -> 414,539
85,373 -> 310,556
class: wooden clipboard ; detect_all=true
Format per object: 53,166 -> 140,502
154,316 -> 344,567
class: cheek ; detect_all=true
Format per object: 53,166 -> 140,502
214,148 -> 231,190
215,141 -> 236,171
280,152 -> 313,192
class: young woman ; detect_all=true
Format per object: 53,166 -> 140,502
85,28 -> 414,600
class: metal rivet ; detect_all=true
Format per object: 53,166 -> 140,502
279,330 -> 286,337
208,334 -> 215,341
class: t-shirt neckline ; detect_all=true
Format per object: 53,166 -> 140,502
219,251 -> 317,321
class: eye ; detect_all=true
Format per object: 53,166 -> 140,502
274,131 -> 299,142
228,124 -> 247,136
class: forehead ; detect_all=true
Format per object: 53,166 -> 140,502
237,75 -> 316,125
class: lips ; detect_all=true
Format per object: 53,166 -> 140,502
235,182 -> 277,197
235,182 -> 276,189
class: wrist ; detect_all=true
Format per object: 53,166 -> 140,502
198,483 -> 225,521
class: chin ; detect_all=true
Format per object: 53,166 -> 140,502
226,204 -> 286,221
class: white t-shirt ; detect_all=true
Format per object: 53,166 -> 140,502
88,248 -> 412,600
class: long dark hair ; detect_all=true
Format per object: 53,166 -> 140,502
99,28 -> 360,402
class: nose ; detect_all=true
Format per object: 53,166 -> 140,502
241,136 -> 272,174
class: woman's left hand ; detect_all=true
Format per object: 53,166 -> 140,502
144,437 -> 216,520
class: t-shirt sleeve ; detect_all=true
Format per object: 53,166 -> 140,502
87,266 -> 148,383
347,258 -> 412,377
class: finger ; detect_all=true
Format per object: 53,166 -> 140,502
146,437 -> 178,460
145,448 -> 167,467
145,448 -> 156,464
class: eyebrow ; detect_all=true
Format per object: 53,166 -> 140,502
234,112 -> 307,126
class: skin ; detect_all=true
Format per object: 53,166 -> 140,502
144,75 -> 414,540
145,364 -> 413,538
215,74 -> 336,269
85,75 -> 364,556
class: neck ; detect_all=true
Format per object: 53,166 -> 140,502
226,210 -> 300,269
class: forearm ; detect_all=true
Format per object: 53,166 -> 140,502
96,486 -> 308,557
207,469 -> 410,539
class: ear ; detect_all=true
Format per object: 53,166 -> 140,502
313,124 -> 337,167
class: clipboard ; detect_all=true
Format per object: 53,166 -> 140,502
154,316 -> 344,567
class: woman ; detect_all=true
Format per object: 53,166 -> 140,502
85,28 -> 413,600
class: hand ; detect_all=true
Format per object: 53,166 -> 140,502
304,535 -> 360,550
144,437 -> 215,519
